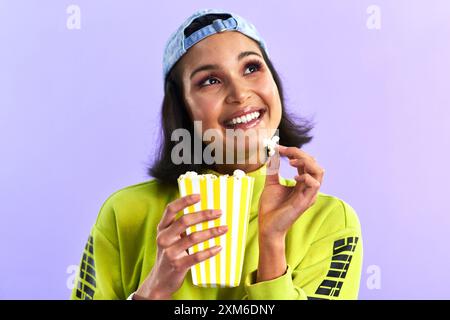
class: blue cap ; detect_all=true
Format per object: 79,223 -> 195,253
162,8 -> 269,80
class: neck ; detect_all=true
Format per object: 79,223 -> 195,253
211,146 -> 269,175
212,162 -> 265,175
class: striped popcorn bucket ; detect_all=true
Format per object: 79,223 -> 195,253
177,174 -> 255,287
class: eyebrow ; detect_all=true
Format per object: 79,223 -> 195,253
189,51 -> 262,80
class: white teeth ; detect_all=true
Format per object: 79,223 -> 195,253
227,111 -> 261,126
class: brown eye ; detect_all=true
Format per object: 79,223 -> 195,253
244,61 -> 262,75
198,76 -> 220,87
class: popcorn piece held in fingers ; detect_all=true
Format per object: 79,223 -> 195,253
263,135 -> 280,157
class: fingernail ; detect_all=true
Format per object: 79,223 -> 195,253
212,245 -> 222,252
214,210 -> 222,216
218,226 -> 228,233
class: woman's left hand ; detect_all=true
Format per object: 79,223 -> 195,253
258,145 -> 325,240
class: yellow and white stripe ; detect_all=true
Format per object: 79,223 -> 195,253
178,174 -> 254,287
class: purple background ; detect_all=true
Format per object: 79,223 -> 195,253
1,0 -> 449,299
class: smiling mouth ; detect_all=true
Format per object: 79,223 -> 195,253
223,108 -> 266,130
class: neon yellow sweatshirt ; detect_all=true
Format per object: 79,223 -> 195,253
71,164 -> 363,300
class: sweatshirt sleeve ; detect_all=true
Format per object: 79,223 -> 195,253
70,197 -> 125,300
243,200 -> 363,300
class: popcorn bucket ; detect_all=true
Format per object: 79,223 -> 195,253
177,173 -> 255,287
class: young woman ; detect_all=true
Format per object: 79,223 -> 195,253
71,9 -> 363,300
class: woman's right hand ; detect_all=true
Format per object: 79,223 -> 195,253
134,194 -> 227,300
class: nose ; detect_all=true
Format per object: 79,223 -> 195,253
225,77 -> 252,105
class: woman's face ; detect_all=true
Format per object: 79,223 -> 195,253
178,31 -> 282,164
